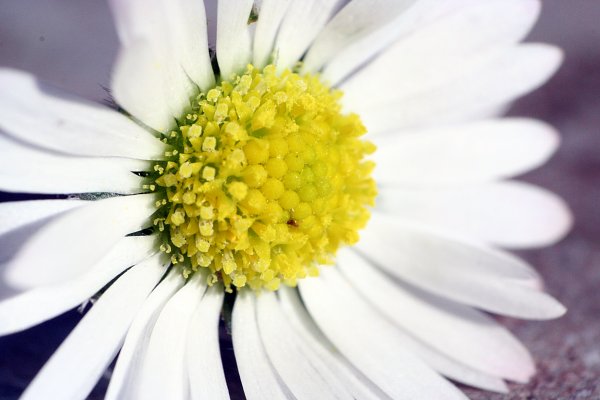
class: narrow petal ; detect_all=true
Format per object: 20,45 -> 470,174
20,254 -> 167,400
302,0 -> 416,73
108,0 -> 197,128
232,290 -> 289,400
299,269 -> 468,400
338,248 -> 536,383
216,0 -> 254,79
0,235 -> 156,335
257,291 -> 353,398
390,327 -> 509,393
134,273 -> 207,400
377,182 -> 572,249
322,0 -> 460,86
187,286 -> 229,400
0,69 -> 166,160
272,0 -> 339,71
0,135 -> 147,195
356,213 -> 567,319
0,217 -> 48,265
0,268 -> 18,301
0,199 -> 85,237
173,0 -> 215,91
278,287 -> 384,399
342,0 -> 543,112
109,0 -> 214,92
0,214 -> 54,298
5,194 -> 155,289
154,0 -> 215,91
352,44 -> 563,133
105,271 -> 184,400
372,119 -> 559,185
324,0 -> 541,85
111,39 -> 177,133
252,0 -> 291,69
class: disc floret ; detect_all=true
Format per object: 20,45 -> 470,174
149,64 -> 376,291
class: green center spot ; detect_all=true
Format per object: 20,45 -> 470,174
148,64 -> 376,292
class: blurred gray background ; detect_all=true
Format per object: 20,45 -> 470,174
0,1 -> 599,399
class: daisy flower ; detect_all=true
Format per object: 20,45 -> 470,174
0,0 -> 572,399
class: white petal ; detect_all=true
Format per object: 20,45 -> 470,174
216,0 -> 254,79
257,291 -> 353,399
325,0 -> 540,85
0,217 -> 46,266
352,44 -> 563,133
322,0 -> 462,86
278,287 -> 383,400
356,213 -> 567,319
108,0 -> 197,126
5,194 -> 155,289
338,248 -> 535,384
20,254 -> 167,400
0,267 -> 18,301
134,272 -> 207,400
172,0 -> 215,91
377,181 -> 572,249
156,0 -> 215,91
0,199 -> 85,237
299,268 -> 468,400
0,69 -> 166,160
105,270 -> 184,400
391,327 -> 509,393
342,0 -> 542,112
187,286 -> 228,400
0,235 -> 156,335
111,40 -> 177,133
302,0 -> 416,73
272,0 -> 340,71
372,118 -> 559,185
232,290 -> 289,400
0,135 -> 147,195
252,0 -> 291,69
110,0 -> 214,92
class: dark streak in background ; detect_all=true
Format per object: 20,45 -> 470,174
0,1 -> 599,399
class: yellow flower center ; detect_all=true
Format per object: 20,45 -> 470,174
149,64 -> 376,291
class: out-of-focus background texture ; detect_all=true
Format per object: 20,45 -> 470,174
0,1 -> 599,399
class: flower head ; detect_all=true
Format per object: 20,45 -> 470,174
150,64 -> 376,291
0,0 -> 572,399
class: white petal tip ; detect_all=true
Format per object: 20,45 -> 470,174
536,43 -> 565,79
535,195 -> 574,248
509,355 -> 537,384
548,301 -> 568,319
512,189 -> 574,249
528,296 -> 567,320
485,380 -> 510,394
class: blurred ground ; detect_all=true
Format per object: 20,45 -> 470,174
0,1 -> 599,399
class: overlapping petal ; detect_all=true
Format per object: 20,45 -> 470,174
4,194 -> 155,288
377,182 -> 572,248
0,135 -> 147,195
0,69 -> 166,160
20,255 -> 167,400
357,213 -> 567,319
0,235 -> 156,335
371,118 -> 559,185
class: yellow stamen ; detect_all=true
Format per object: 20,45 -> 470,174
149,64 -> 376,291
